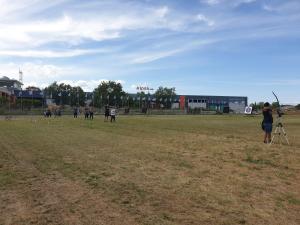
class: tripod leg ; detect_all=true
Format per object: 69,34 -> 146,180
281,127 -> 290,145
279,128 -> 283,145
270,127 -> 278,145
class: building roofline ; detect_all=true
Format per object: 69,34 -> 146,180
0,78 -> 23,86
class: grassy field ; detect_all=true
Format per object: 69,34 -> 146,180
0,115 -> 299,225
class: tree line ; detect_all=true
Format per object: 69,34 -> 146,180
41,81 -> 176,108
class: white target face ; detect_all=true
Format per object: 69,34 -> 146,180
244,106 -> 253,115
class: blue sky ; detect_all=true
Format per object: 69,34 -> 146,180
0,0 -> 299,104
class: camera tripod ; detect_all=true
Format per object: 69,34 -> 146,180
270,116 -> 289,145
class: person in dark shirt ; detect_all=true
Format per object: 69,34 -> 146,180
84,107 -> 89,119
89,107 -> 94,120
73,107 -> 78,118
104,105 -> 110,122
46,109 -> 52,117
262,102 -> 273,143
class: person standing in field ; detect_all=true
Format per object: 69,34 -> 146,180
262,102 -> 273,143
84,107 -> 89,119
89,107 -> 94,120
104,105 -> 110,122
73,107 -> 78,118
110,107 -> 116,122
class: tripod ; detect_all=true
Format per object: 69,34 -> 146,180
270,116 -> 289,145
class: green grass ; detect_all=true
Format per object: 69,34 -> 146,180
0,115 -> 299,225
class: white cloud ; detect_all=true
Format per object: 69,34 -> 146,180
195,14 -> 215,26
1,63 -> 51,79
0,49 -> 110,58
201,0 -> 220,5
129,49 -> 183,64
201,0 -> 257,7
127,39 -> 217,64
262,2 -> 300,13
0,0 -> 68,20
262,4 -> 277,12
0,61 -> 127,91
0,62 -> 78,86
0,15 -> 122,49
154,6 -> 170,18
0,4 -> 188,50
229,0 -> 257,7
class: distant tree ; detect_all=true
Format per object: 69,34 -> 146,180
295,104 -> 300,110
136,91 -> 152,108
71,86 -> 85,106
250,102 -> 258,111
154,86 -> 176,108
93,81 -> 126,107
272,102 -> 280,108
43,82 -> 85,106
257,102 -> 265,110
43,82 -> 59,104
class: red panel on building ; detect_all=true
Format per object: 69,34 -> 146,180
179,96 -> 185,110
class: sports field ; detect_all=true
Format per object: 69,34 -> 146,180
0,115 -> 299,225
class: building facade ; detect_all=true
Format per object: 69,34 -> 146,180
177,95 -> 247,113
0,76 -> 45,105
128,94 -> 247,113
0,76 -> 23,104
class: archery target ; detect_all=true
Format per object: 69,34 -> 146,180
244,106 -> 253,115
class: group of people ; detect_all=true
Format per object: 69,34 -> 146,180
104,105 -> 116,122
84,107 -> 94,120
71,105 -> 117,122
73,107 -> 95,119
44,108 -> 61,117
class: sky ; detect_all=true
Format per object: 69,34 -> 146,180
0,0 -> 299,104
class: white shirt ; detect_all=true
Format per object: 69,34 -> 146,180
110,109 -> 116,116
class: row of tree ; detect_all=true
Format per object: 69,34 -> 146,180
249,102 -> 280,111
42,81 -> 176,108
43,82 -> 86,106
6,81 -> 299,110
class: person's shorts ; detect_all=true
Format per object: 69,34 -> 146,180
264,123 -> 272,133
105,113 -> 109,117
